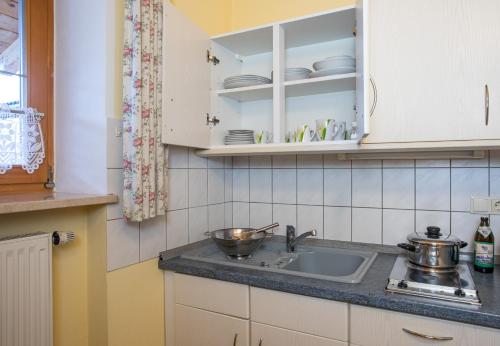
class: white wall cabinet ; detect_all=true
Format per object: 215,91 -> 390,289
162,1 -> 370,153
366,0 -> 500,144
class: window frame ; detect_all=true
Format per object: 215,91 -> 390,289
0,0 -> 54,193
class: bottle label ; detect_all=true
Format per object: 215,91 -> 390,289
478,227 -> 492,238
474,241 -> 494,268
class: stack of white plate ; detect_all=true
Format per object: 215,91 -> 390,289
223,75 -> 272,89
224,130 -> 255,145
310,55 -> 355,78
285,68 -> 312,81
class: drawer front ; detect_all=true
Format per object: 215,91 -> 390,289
251,322 -> 347,346
250,287 -> 348,341
350,305 -> 500,346
174,273 -> 249,318
175,304 -> 249,346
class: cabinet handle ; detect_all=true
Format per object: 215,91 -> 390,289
370,76 -> 378,117
233,333 -> 238,346
402,328 -> 453,341
258,338 -> 263,346
485,84 -> 490,126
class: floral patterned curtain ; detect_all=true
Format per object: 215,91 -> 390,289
122,0 -> 167,222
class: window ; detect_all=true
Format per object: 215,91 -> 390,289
0,0 -> 53,192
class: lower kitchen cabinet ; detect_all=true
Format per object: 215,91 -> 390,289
350,305 -> 500,346
251,322 -> 347,346
175,304 -> 249,346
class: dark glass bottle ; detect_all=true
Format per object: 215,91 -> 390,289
474,217 -> 495,273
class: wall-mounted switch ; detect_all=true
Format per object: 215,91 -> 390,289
471,197 -> 491,214
115,127 -> 123,137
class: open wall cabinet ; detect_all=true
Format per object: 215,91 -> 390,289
162,0 -> 370,155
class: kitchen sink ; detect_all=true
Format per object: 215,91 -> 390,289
181,241 -> 377,284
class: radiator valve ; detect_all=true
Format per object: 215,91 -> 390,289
52,231 -> 75,246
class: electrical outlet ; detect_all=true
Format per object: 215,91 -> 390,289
491,199 -> 500,214
115,127 -> 123,137
471,197 -> 491,214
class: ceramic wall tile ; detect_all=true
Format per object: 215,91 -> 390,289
189,206 -> 208,243
415,210 -> 450,235
351,208 -> 382,244
168,145 -> 189,168
324,169 -> 351,207
451,168 -> 489,212
297,169 -> 323,205
272,204 -> 297,236
249,203 -> 273,228
207,156 -> 225,169
451,212 -> 480,253
233,169 -> 250,202
188,169 -> 208,207
297,205 -> 323,239
324,154 -> 350,168
166,209 -> 189,250
107,219 -> 140,271
490,151 -> 500,167
209,204 -> 225,232
250,169 -> 272,203
297,154 -> 323,168
491,168 -> 500,196
383,169 -> 414,210
225,169 -> 233,202
415,168 -> 450,211
208,169 -> 225,204
224,202 -> 233,227
352,169 -> 382,208
382,160 -> 414,168
233,156 -> 249,168
250,156 -> 272,168
273,169 -> 296,204
451,151 -> 489,167
272,155 -> 296,168
415,159 -> 450,168
233,202 -> 250,228
167,168 -> 188,211
188,148 -> 207,168
352,160 -> 382,169
383,209 -> 414,246
324,206 -> 351,241
139,215 -> 167,261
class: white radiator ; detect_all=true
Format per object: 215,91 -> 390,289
0,233 -> 53,346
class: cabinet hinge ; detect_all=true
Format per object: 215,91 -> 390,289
44,165 -> 55,189
206,113 -> 220,127
352,26 -> 357,36
207,50 -> 220,65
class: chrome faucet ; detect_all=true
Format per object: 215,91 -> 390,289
286,225 -> 317,253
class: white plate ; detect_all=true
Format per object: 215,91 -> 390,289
309,66 -> 355,78
313,57 -> 355,71
223,81 -> 271,89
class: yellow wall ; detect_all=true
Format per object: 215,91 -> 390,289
170,0 -> 232,36
107,259 -> 165,346
0,207 -> 102,346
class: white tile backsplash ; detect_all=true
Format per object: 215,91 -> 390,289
451,212 -> 480,253
250,203 -> 273,228
324,154 -> 350,168
233,202 -> 250,227
188,169 -> 208,207
250,156 -> 272,168
383,209 -> 414,245
209,204 -> 225,231
416,168 -> 450,211
324,206 -> 351,241
207,156 -> 225,169
273,204 -> 296,236
491,168 -> 500,196
352,208 -> 382,244
352,169 -> 382,208
166,209 -> 189,250
415,210 -> 450,235
208,169 -> 225,204
297,205 -> 323,239
297,169 -> 323,205
189,206 -> 208,243
106,168 -> 123,220
188,148 -> 207,168
297,154 -> 323,168
139,215 -> 167,261
272,155 -> 296,168
167,169 -> 188,211
233,169 -> 250,202
383,169 -> 414,210
451,168 -> 488,212
491,151 -> 500,167
324,169 -> 351,206
168,146 -> 189,168
273,169 -> 296,204
250,169 -> 272,203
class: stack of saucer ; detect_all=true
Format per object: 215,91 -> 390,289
224,130 -> 255,145
223,75 -> 272,89
285,67 -> 312,81
310,55 -> 355,78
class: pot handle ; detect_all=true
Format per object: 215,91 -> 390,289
459,241 -> 468,249
397,243 -> 416,252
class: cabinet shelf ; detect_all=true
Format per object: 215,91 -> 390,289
284,73 -> 355,98
215,84 -> 273,102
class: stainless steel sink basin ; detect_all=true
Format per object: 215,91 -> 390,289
181,241 -> 377,284
280,247 -> 377,283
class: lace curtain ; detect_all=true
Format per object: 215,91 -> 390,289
0,107 -> 45,174
122,0 -> 168,222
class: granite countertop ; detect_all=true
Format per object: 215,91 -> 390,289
158,238 -> 500,329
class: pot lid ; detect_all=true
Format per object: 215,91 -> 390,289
407,226 -> 463,245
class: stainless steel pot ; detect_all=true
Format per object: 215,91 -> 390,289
397,226 -> 468,269
205,223 -> 278,259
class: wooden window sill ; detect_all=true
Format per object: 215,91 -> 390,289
0,192 -> 118,215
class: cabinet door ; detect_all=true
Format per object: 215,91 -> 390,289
251,323 -> 346,346
175,304 -> 249,346
350,305 -> 500,346
366,0 -> 500,143
355,0 -> 370,138
162,2 -> 211,148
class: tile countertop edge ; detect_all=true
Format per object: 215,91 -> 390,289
0,192 -> 119,214
159,248 -> 500,330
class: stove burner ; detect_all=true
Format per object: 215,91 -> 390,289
386,256 -> 481,305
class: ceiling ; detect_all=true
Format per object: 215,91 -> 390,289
0,0 -> 18,56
